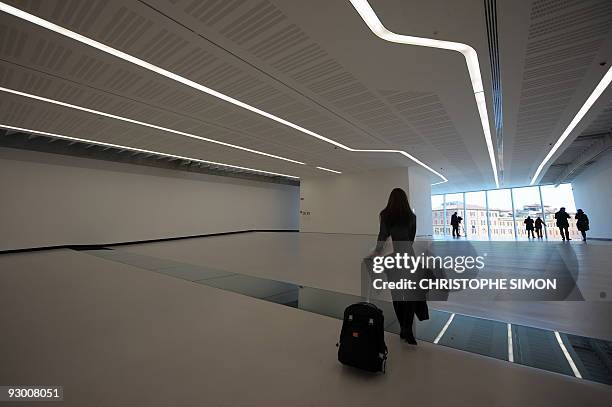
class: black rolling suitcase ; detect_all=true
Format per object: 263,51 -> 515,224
337,301 -> 387,372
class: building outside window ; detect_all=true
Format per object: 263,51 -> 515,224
431,195 -> 444,236
487,189 -> 514,240
465,191 -> 487,239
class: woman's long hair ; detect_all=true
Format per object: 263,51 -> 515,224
380,188 -> 414,226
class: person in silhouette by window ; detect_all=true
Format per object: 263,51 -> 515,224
524,216 -> 535,239
369,188 -> 427,345
575,209 -> 589,242
554,207 -> 571,241
450,212 -> 462,238
535,216 -> 545,238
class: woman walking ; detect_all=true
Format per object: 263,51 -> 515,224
369,188 -> 428,345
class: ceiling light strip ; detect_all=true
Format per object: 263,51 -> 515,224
0,124 -> 300,179
0,2 -> 446,185
530,66 -> 612,185
0,86 -> 305,165
316,166 -> 342,174
349,0 -> 498,188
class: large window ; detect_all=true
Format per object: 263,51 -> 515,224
431,195 -> 444,236
541,184 -> 580,240
430,184 -> 578,240
465,191 -> 487,239
512,186 -> 544,239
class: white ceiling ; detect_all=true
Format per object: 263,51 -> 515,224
0,0 -> 611,193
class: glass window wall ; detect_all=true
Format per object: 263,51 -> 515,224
430,184 -> 577,241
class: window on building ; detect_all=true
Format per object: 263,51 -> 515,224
465,191 -> 487,239
486,189 -> 514,240
431,195 -> 444,237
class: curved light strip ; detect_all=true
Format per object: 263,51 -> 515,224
0,1 -> 446,184
0,124 -> 300,179
530,66 -> 612,185
0,86 -> 305,165
349,0 -> 498,188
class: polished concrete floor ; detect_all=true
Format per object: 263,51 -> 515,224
1,234 -> 611,406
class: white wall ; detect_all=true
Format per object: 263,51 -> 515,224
299,167 -> 433,236
408,166 -> 433,236
0,148 -> 299,251
571,151 -> 612,239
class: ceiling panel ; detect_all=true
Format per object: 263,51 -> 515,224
540,98 -> 612,184
504,0 -> 612,185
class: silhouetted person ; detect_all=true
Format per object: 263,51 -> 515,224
575,209 -> 589,242
524,216 -> 535,239
370,188 -> 426,345
554,207 -> 571,241
535,216 -> 545,238
450,212 -> 462,237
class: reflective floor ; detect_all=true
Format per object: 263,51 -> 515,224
111,231 -> 612,339
83,244 -> 612,385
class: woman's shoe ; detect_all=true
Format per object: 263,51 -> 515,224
405,333 -> 418,345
